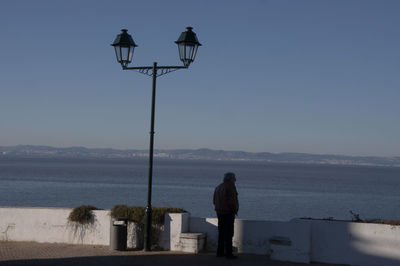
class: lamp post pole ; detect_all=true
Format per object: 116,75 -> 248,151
145,61 -> 157,251
112,27 -> 201,251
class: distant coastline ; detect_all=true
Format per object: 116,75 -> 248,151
0,145 -> 399,167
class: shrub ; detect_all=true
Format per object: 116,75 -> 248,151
111,205 -> 186,226
152,207 -> 186,225
68,205 -> 98,224
367,220 -> 400,226
349,210 -> 363,222
110,205 -> 131,220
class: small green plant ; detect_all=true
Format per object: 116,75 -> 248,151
153,207 -> 186,225
111,205 -> 186,249
349,210 -> 363,222
110,205 -> 131,220
368,220 -> 400,226
68,205 -> 98,224
110,205 -> 186,226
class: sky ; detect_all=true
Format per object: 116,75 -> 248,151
0,0 -> 399,157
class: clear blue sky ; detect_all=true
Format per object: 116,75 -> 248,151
0,0 -> 399,157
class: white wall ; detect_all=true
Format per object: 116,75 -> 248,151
162,212 -> 190,251
3,207 -> 400,266
0,207 -> 110,245
189,217 -> 310,263
308,219 -> 400,266
0,207 -> 178,249
186,216 -> 400,265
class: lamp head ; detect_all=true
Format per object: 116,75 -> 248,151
112,29 -> 137,67
175,27 -> 201,67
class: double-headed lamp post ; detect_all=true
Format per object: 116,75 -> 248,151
111,27 -> 201,251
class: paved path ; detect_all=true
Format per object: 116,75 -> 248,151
0,241 -> 345,266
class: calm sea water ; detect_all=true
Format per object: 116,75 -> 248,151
1,157 -> 400,221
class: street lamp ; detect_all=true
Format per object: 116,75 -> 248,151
112,27 -> 201,251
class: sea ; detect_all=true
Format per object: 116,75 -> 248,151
1,157 -> 400,222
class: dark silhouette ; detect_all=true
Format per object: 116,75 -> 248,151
213,172 -> 239,259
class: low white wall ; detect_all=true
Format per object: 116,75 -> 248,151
0,207 -> 110,245
182,215 -> 400,265
162,212 -> 190,251
0,207 -> 173,249
3,207 -> 400,266
188,217 -> 310,263
308,219 -> 400,266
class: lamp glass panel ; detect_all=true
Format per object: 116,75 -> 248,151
178,43 -> 185,61
185,44 -> 195,60
121,46 -> 131,63
128,47 -> 134,62
114,46 -> 122,63
190,45 -> 198,61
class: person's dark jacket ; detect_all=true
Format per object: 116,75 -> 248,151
213,181 -> 239,215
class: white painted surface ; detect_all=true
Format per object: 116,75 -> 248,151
3,207 -> 400,266
189,216 -> 310,263
308,219 -> 400,266
165,212 -> 189,251
178,233 -> 206,253
126,222 -> 142,248
0,207 -> 110,245
0,207 -> 165,248
189,217 -> 218,250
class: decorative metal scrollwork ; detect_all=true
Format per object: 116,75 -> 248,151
133,67 -> 181,77
124,65 -> 187,77
135,68 -> 152,76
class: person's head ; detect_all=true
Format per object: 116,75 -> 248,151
223,172 -> 236,183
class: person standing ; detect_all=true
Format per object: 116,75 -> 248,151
213,172 -> 239,259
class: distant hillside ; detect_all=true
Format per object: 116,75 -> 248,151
0,145 -> 399,167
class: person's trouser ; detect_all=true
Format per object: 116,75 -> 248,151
217,213 -> 235,256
